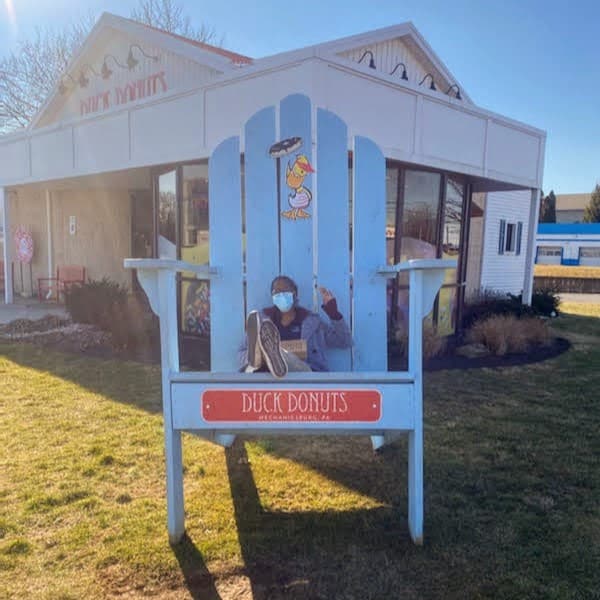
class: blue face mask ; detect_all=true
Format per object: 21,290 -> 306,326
272,291 -> 294,313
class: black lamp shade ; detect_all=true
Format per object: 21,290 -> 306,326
127,50 -> 139,70
101,61 -> 112,79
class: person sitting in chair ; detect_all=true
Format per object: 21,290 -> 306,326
239,275 -> 352,377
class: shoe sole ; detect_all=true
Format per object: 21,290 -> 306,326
246,311 -> 262,370
258,320 -> 288,379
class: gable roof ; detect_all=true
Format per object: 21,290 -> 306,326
130,18 -> 252,65
30,16 -> 471,130
254,22 -> 472,104
29,12 -> 253,129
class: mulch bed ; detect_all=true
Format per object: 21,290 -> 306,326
1,315 -> 570,370
0,315 -> 160,363
423,336 -> 570,371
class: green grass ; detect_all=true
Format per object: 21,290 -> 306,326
1,308 -> 599,599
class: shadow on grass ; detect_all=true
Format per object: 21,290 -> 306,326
219,439 -> 426,599
4,337 -> 599,597
172,533 -> 222,600
0,341 -> 163,414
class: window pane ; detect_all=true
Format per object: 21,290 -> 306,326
442,178 -> 463,284
401,170 -> 441,257
180,163 -> 211,338
539,246 -> 561,256
396,170 -> 441,290
158,170 -> 177,259
505,223 -> 515,252
180,163 -> 209,265
386,167 -> 399,264
437,287 -> 457,337
580,247 -> 600,257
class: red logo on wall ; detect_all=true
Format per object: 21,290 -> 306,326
202,389 -> 381,422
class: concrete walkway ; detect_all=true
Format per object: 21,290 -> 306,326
0,298 -> 68,324
559,293 -> 600,304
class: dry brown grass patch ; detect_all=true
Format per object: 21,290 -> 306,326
534,264 -> 600,279
392,323 -> 447,359
467,315 -> 551,356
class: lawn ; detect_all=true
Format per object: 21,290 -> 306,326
1,308 -> 599,599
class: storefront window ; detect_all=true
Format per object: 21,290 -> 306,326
401,170 -> 441,258
386,167 -> 400,265
158,169 -> 177,259
385,163 -> 467,338
441,178 -> 464,285
179,163 -> 210,338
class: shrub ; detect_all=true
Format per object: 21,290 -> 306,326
466,315 -> 551,356
106,294 -> 159,351
531,288 -> 561,316
462,290 -> 534,329
65,278 -> 127,330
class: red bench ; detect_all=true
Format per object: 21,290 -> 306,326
38,265 -> 86,302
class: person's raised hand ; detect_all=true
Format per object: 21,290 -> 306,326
319,286 -> 334,304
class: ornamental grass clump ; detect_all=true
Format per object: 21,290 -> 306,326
466,314 -> 551,356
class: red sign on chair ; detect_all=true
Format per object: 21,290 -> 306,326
202,389 -> 381,422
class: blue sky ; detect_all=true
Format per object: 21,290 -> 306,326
1,0 -> 598,194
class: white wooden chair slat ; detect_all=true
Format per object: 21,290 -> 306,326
351,136 -> 388,371
244,106 -> 279,312
279,94 -> 313,304
209,136 -> 244,371
316,108 -> 352,371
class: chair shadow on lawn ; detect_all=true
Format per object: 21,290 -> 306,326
1,342 -> 433,596
171,533 -> 222,600
217,438 -> 422,599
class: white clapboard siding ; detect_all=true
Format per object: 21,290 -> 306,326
340,39 -> 443,89
480,190 -> 531,295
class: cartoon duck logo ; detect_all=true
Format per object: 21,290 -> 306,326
282,154 -> 315,220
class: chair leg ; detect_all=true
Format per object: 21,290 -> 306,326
408,428 -> 423,545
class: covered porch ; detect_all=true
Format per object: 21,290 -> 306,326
1,167 -> 152,304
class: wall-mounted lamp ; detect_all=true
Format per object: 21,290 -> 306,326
445,84 -> 462,100
358,50 -> 376,69
419,73 -> 436,91
77,64 -> 102,88
390,62 -> 408,80
58,73 -> 77,95
101,54 -> 128,79
127,44 -> 159,70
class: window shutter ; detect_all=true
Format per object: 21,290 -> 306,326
498,220 -> 506,255
516,221 -> 523,255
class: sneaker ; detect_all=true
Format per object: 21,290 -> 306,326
246,311 -> 263,370
258,319 -> 288,379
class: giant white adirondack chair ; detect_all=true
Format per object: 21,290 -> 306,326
125,94 -> 454,546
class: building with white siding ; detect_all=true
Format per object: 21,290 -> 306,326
0,13 -> 545,342
473,190 -> 533,296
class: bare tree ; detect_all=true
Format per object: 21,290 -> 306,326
0,0 -> 221,134
131,0 -> 221,45
0,19 -> 93,132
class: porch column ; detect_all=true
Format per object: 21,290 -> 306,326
46,190 -> 53,278
1,187 -> 14,303
522,188 -> 541,305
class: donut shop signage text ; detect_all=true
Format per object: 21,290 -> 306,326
202,389 -> 382,422
80,71 -> 167,116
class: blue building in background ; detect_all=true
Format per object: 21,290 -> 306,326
536,223 -> 600,266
